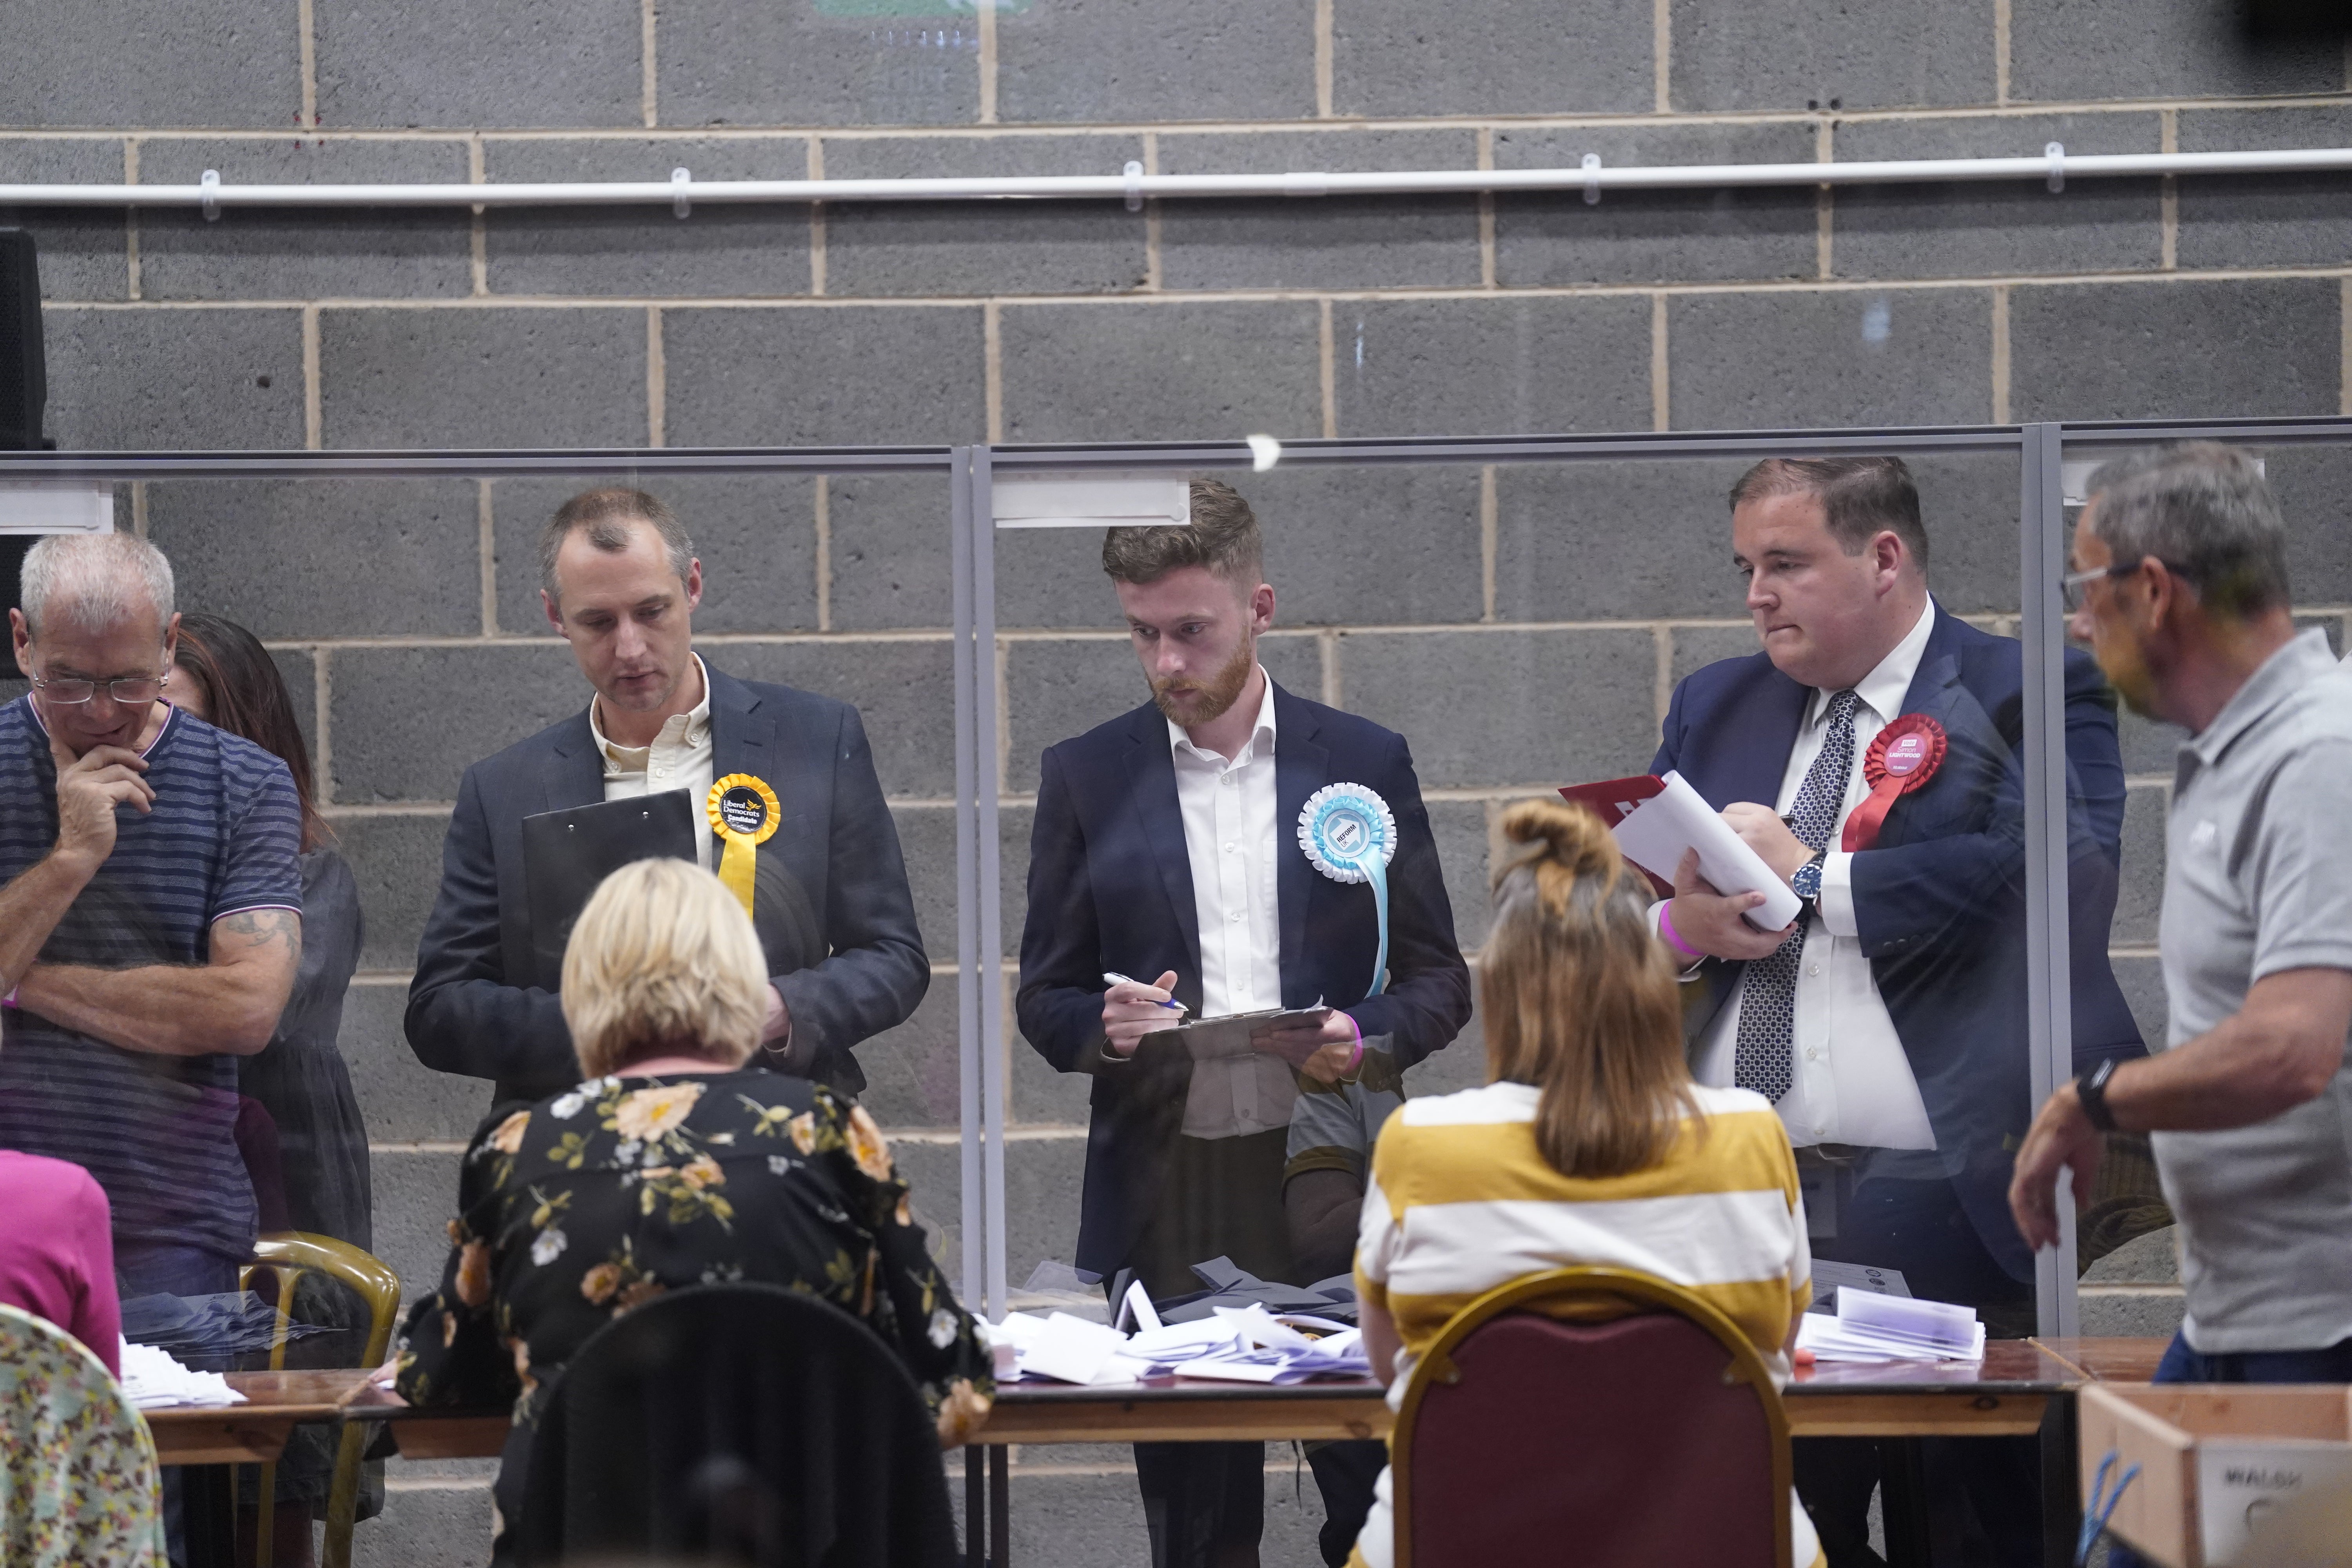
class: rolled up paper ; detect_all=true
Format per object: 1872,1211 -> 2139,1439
1840,713 -> 1947,853
706,772 -> 782,918
1298,782 -> 1397,999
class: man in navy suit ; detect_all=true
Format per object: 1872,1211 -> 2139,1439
1018,479 -> 1472,1568
406,488 -> 927,1109
1655,457 -> 2140,1564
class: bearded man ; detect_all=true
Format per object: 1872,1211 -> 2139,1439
1017,479 -> 1471,1568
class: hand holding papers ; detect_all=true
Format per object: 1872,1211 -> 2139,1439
1559,771 -> 1804,933
1142,1004 -> 1335,1062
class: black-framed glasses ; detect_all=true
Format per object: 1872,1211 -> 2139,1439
2060,556 -> 2194,613
30,670 -> 169,706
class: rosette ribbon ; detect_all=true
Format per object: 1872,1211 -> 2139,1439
1840,714 -> 1948,853
706,773 -> 783,918
1298,782 -> 1397,998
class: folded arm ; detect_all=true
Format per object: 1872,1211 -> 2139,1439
20,905 -> 300,1058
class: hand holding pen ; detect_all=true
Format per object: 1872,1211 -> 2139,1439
1100,969 -> 1186,1058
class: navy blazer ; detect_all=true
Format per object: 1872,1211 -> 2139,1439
1654,606 -> 2142,1281
1017,684 -> 1473,1276
405,663 -> 928,1107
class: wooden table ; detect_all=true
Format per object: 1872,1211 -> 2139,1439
142,1368 -> 383,1465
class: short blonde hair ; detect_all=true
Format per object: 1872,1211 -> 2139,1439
561,859 -> 768,1078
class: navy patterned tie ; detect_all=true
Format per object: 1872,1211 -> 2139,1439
1733,689 -> 1859,1103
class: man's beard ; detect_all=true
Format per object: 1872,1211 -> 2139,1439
1151,638 -> 1255,727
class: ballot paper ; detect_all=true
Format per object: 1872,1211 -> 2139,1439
118,1339 -> 248,1409
1559,771 -> 1804,932
1795,1290 -> 1985,1364
1806,1260 -> 1912,1314
989,1291 -> 1370,1385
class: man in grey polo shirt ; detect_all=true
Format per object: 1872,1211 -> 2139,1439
2011,445 -> 2352,1408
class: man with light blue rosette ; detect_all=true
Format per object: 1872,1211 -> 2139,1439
1017,478 -> 1472,1568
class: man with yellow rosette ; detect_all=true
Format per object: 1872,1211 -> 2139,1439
406,488 -> 929,1110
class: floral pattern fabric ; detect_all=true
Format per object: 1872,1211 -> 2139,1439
394,1068 -> 992,1453
0,1303 -> 167,1568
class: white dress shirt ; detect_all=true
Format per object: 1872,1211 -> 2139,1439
1689,602 -> 1939,1151
591,653 -> 717,871
1169,671 -> 1297,1140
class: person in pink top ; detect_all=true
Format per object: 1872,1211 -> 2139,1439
0,1148 -> 122,1378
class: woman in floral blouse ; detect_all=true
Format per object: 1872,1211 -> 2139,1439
394,858 -> 991,1557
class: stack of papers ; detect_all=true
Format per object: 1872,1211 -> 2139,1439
118,1339 -> 247,1409
1795,1290 -> 1985,1364
985,1281 -> 1372,1387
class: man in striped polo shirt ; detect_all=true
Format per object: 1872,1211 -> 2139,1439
0,533 -> 304,1311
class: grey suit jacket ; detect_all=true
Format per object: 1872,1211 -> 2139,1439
404,662 -> 927,1106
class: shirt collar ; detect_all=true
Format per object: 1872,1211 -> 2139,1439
1168,667 -> 1278,767
590,652 -> 712,769
1807,599 -> 1936,729
2187,628 -> 2341,768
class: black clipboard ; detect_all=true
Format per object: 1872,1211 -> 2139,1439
521,792 -> 699,991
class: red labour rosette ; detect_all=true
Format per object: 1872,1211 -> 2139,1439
1840,713 -> 1948,852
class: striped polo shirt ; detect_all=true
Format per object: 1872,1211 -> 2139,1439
0,696 -> 303,1264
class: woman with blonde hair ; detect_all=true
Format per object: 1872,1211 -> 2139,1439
394,858 -> 991,1564
1348,799 -> 1819,1568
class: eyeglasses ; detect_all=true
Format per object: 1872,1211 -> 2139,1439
30,670 -> 168,706
2060,557 -> 2194,613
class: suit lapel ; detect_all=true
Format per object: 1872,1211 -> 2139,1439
1272,685 -> 1325,984
708,663 -> 778,793
1695,668 -> 1809,811
1120,711 -> 1201,984
541,711 -> 606,814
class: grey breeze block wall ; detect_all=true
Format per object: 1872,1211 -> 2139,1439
8,1 -> 2352,1563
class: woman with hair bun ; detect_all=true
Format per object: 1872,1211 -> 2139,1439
1347,798 -> 1820,1568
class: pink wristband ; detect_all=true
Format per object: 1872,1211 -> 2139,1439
1657,903 -> 1702,960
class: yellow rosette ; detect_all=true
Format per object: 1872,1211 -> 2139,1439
706,773 -> 782,918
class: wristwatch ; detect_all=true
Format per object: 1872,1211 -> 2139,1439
2076,1058 -> 2121,1134
1790,851 -> 1826,904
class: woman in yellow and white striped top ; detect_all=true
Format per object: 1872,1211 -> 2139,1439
1349,798 -> 1822,1568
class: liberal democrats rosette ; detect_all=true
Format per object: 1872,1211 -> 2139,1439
1298,782 -> 1397,998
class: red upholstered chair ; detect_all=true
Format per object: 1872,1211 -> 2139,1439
1388,1265 -> 1795,1568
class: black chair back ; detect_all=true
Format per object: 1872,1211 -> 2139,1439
512,1282 -> 959,1568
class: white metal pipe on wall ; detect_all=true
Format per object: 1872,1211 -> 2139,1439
0,145 -> 2349,210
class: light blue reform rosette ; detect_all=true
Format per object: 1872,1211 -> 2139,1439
1298,782 -> 1398,998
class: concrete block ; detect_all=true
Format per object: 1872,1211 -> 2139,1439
1830,114 -> 2162,281
2076,1286 -> 2186,1339
1495,458 -> 1748,624
2082,1224 -> 2178,1286
1666,289 -> 1993,432
486,472 -> 820,638
343,977 -> 495,1144
718,636 -> 958,799
2113,783 -> 2167,949
137,139 -> 472,301
2011,0 -> 2341,102
997,301 -> 1321,445
313,0 -> 641,128
993,525 -> 1122,633
2258,441 -> 2352,610
147,478 -> 482,641
43,307 -> 305,450
371,1146 -> 467,1302
353,1477 -> 492,1568
1670,0 -> 1994,110
2116,707 -> 2188,779
887,804 -> 957,979
334,809 -> 457,972
271,647 -> 320,766
0,140 -> 128,302
2177,107 -> 2352,271
1334,628 -> 1659,790
1010,1000 -> 1094,1129
936,1129 -> 1089,1302
657,0 -> 980,129
2112,954 -> 2169,1053
2298,612 -> 2347,657
1157,129 -> 1481,293
1427,798 -> 1492,953
1907,452 -> 2028,617
319,307 -> 649,449
827,472 -> 957,633
1334,0 -> 1649,117
483,138 -> 812,299
996,0 -> 1314,125
821,136 -> 1148,298
2,1 -> 298,129
2009,278 -> 2339,422
1492,122 -> 1817,289
1001,631 -> 1321,794
329,642 -> 585,804
853,971 -> 962,1132
1331,296 -> 1652,439
662,306 -> 985,446
1670,624 -> 1762,695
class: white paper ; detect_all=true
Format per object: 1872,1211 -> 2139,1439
1116,1279 -> 1164,1334
1808,1261 -> 1911,1313
1011,1312 -> 1131,1385
1836,1291 -> 1978,1356
1612,771 -> 1804,931
118,1339 -> 247,1409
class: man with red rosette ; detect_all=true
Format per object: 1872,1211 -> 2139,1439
1648,457 -> 2142,1565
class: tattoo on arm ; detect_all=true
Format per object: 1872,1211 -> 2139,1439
216,908 -> 303,962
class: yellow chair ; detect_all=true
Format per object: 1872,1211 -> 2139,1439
1387,1265 -> 1795,1568
238,1232 -> 402,1568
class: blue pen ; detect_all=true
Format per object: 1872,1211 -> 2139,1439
1103,972 -> 1187,1012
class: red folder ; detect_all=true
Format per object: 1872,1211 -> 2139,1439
1557,775 -> 1674,897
